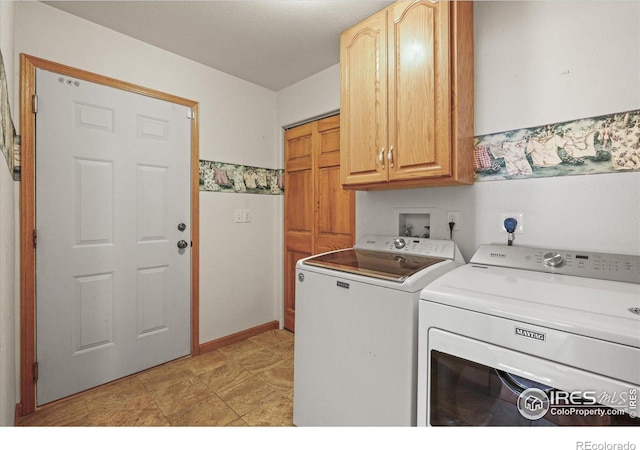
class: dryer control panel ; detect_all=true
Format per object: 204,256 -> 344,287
470,245 -> 640,284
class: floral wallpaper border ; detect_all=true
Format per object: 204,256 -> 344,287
474,109 -> 640,181
199,160 -> 284,195
0,49 -> 19,181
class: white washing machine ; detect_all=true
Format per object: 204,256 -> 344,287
293,234 -> 464,426
417,244 -> 640,426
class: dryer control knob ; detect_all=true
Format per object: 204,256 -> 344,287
543,252 -> 564,268
393,238 -> 406,249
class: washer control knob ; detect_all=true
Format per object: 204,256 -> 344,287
543,252 -> 564,268
393,238 -> 406,249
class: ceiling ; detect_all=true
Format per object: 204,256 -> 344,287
42,0 -> 395,91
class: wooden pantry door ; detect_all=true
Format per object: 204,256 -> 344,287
284,115 -> 355,332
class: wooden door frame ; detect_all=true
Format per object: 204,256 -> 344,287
18,54 -> 201,417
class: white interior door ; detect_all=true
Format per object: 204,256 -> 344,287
35,68 -> 192,406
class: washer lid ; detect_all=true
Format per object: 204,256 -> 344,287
303,249 -> 446,282
421,264 -> 640,347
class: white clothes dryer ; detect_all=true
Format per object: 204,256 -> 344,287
418,244 -> 640,427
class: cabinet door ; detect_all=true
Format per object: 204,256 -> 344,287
340,10 -> 389,186
387,0 -> 452,181
284,124 -> 314,332
315,116 -> 355,254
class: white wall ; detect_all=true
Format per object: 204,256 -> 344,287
13,1 -> 282,347
277,64 -> 340,129
0,0 -> 16,427
355,1 -> 640,260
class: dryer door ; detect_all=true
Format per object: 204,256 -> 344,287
425,330 -> 639,426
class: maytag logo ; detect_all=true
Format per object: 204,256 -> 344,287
336,281 -> 350,289
490,252 -> 507,258
515,327 -> 546,342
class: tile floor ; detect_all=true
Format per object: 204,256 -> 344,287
17,329 -> 294,427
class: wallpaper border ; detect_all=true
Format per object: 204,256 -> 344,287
199,160 -> 284,195
0,49 -> 19,181
474,109 -> 640,182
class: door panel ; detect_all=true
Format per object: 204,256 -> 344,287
317,168 -> 353,239
137,265 -> 170,336
35,68 -> 191,405
316,116 -> 354,254
74,158 -> 114,245
74,273 -> 114,353
286,170 -> 313,232
284,248 -> 311,333
137,165 -> 169,242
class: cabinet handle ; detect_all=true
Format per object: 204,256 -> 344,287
379,148 -> 386,169
388,146 -> 394,168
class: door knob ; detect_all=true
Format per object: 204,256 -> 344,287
177,240 -> 189,249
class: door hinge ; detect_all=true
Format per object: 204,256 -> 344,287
32,94 -> 38,114
32,229 -> 37,248
187,109 -> 195,120
33,361 -> 38,382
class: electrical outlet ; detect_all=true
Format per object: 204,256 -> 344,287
234,209 -> 243,223
499,212 -> 525,233
447,211 -> 460,231
243,209 -> 251,223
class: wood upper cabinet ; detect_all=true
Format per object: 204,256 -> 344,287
340,9 -> 388,186
284,115 -> 355,332
340,1 -> 474,190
